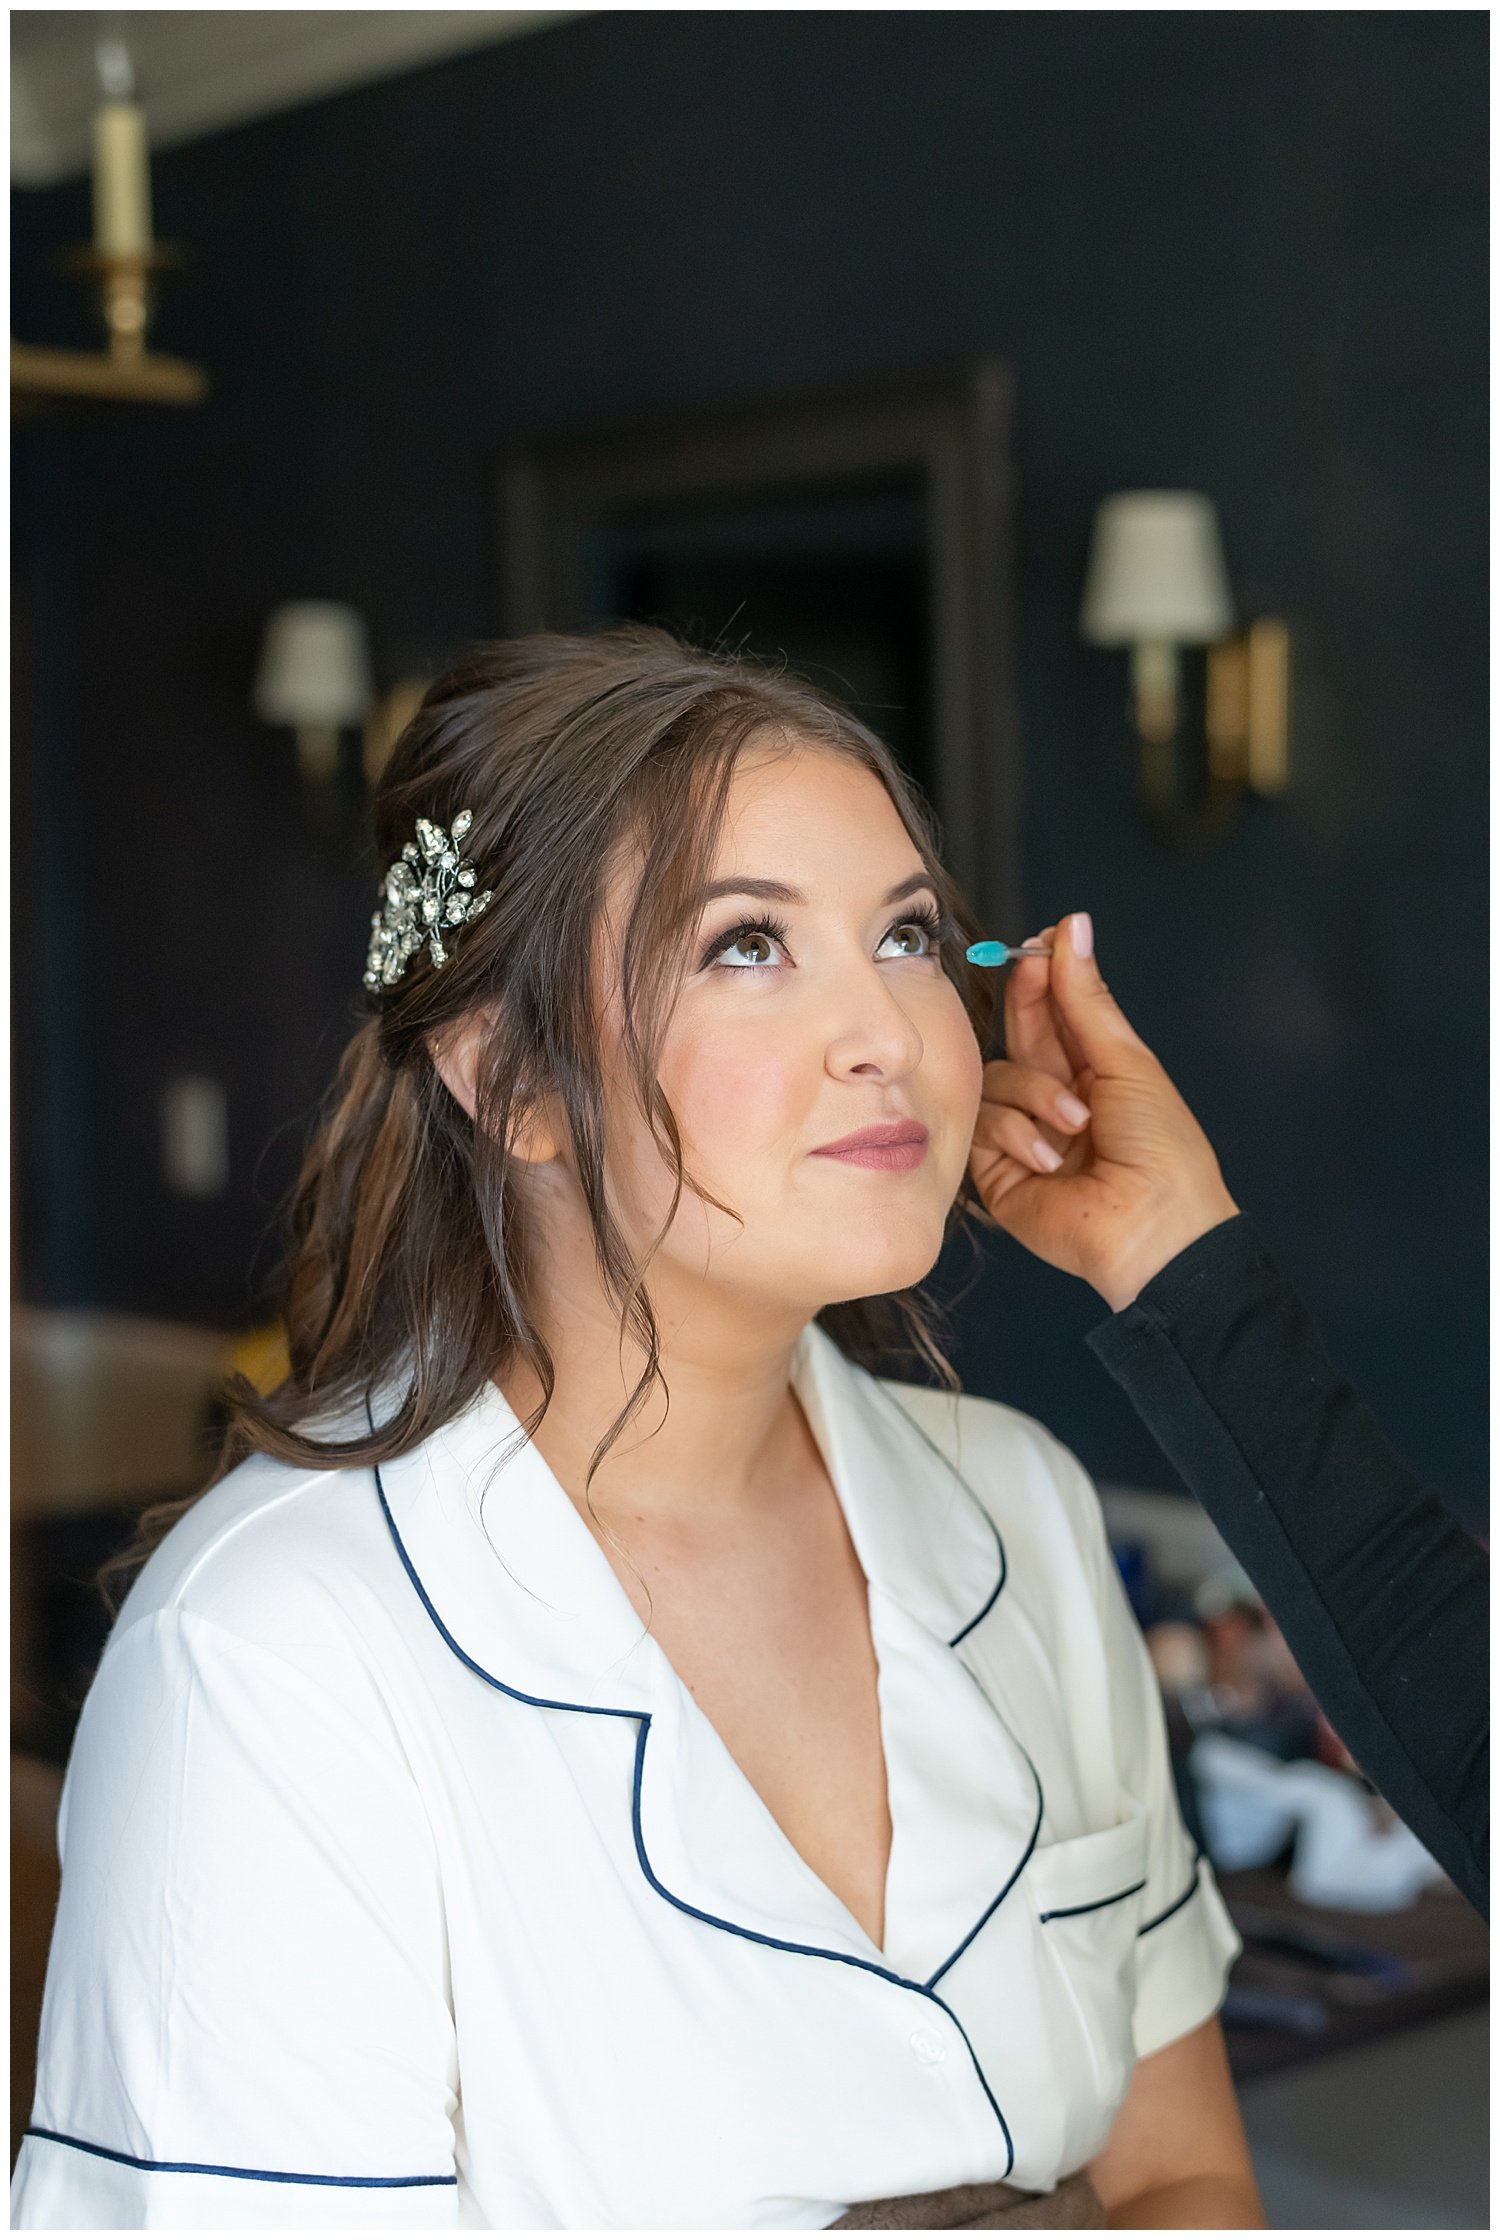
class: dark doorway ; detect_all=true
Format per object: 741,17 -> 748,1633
579,478 -> 933,797
497,359 -> 1022,928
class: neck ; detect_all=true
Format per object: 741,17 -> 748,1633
496,1192 -> 819,1536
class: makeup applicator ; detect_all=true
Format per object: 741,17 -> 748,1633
965,940 -> 1055,967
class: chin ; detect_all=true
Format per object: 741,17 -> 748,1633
806,1219 -> 950,1309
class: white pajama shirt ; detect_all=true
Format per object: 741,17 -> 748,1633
13,1318 -> 1240,2228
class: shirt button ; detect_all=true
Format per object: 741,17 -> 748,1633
909,2028 -> 947,2066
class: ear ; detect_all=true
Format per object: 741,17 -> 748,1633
427,1012 -> 563,1165
426,1009 -> 485,1120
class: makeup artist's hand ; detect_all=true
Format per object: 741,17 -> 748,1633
966,912 -> 1240,1313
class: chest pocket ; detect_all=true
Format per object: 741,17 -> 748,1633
1024,1810 -> 1151,2120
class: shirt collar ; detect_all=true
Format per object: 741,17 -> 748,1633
367,1325 -> 1036,1982
368,1319 -> 1004,1715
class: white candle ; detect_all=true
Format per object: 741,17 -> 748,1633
92,100 -> 152,256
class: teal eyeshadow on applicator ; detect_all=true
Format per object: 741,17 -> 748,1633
965,939 -> 1054,967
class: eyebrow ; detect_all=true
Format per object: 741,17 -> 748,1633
694,871 -> 938,910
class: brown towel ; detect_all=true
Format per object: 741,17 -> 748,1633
826,2170 -> 1106,2229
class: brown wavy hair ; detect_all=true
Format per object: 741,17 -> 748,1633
104,624 -> 999,1604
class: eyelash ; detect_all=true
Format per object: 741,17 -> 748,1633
700,903 -> 952,976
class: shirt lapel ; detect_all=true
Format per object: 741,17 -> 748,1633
368,1370 -> 656,1715
364,1325 -> 1042,1986
791,1325 -> 1043,1983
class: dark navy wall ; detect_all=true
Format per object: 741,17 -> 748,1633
12,11 -> 1487,1517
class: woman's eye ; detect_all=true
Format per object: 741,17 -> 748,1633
716,929 -> 782,969
879,918 -> 939,958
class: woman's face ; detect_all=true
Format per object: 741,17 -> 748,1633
594,739 -> 985,1327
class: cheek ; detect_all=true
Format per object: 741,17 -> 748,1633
940,994 -> 986,1117
659,1015 -> 809,1175
915,980 -> 985,1135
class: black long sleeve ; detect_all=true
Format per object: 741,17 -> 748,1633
1084,1212 -> 1488,1917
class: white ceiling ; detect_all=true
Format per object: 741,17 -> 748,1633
10,9 -> 586,185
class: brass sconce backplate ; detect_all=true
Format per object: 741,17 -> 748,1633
1206,618 -> 1291,796
362,680 -> 433,789
1132,617 -> 1291,854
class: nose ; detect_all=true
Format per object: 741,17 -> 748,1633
823,959 -> 925,1084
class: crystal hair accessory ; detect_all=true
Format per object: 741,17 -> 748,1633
363,808 -> 493,989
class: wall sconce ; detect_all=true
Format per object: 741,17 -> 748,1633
253,602 -> 374,789
1080,491 -> 1290,853
253,602 -> 431,846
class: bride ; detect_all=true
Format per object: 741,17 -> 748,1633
13,626 -> 1260,2230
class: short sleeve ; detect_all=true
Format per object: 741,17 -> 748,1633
1048,1436 -> 1243,2061
12,1607 -> 460,2229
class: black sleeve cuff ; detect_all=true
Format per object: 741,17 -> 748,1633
1087,1211 -> 1280,1354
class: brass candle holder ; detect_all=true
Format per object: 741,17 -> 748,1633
57,243 -> 192,361
11,243 -> 209,411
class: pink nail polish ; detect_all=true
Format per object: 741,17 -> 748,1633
1057,1094 -> 1090,1127
1071,912 -> 1093,959
1032,1140 -> 1063,1171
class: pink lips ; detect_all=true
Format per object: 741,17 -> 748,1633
809,1121 -> 930,1172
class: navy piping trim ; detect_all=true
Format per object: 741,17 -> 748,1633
1138,1857 -> 1202,1937
1039,1878 -> 1147,1925
947,1508 -> 1006,1646
369,1445 -> 640,1726
621,1716 -> 1017,2173
877,1382 -> 1008,1646
922,1770 -> 1043,1992
23,2129 -> 455,2189
367,1408 -> 1026,2178
898,1382 -> 1036,1994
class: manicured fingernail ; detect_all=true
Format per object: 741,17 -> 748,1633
1071,912 -> 1093,959
1032,1139 -> 1063,1171
1057,1094 -> 1091,1127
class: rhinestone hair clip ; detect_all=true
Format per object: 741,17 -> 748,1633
364,808 -> 493,990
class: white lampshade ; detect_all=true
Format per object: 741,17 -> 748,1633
1079,492 -> 1235,646
253,602 -> 373,726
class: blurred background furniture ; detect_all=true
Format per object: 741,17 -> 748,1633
12,1307 -> 230,1757
1219,1866 -> 1488,2085
1235,2005 -> 1488,2230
